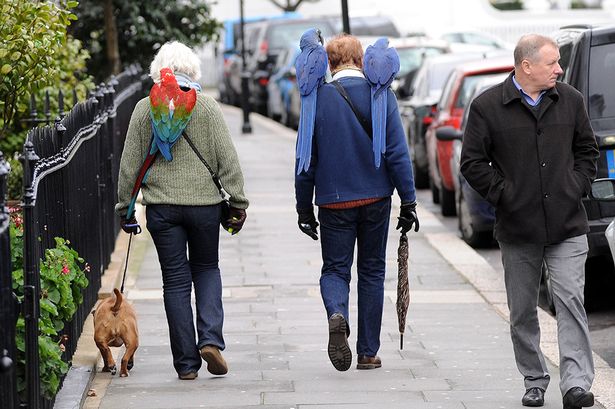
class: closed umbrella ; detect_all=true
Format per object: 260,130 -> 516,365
396,232 -> 410,350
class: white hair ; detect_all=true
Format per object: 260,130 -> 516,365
149,41 -> 202,83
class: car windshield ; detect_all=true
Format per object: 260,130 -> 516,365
268,22 -> 333,50
455,72 -> 508,108
397,47 -> 446,77
429,62 -> 457,95
588,42 -> 615,120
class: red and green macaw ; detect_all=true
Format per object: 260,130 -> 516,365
125,68 -> 197,220
149,67 -> 197,161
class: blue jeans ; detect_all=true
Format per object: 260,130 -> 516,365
318,197 -> 391,357
146,204 -> 225,375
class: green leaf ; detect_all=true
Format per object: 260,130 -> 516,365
1,64 -> 11,74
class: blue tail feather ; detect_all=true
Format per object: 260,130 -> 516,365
371,88 -> 387,168
296,91 -> 317,174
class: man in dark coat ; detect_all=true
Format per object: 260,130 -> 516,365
460,34 -> 598,409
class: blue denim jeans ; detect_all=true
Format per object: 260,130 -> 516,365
146,204 -> 225,375
318,197 -> 391,357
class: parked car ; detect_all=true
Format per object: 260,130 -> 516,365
436,75 -> 508,247
425,55 -> 513,216
388,37 -> 450,95
398,52 -> 500,190
552,24 -> 615,264
245,18 -> 336,114
325,14 -> 401,38
438,29 -> 512,53
221,22 -> 265,106
267,45 -> 300,125
217,13 -> 300,104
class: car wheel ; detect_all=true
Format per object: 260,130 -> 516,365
440,185 -> 456,216
458,190 -> 492,248
430,176 -> 440,204
413,164 -> 429,189
539,262 -> 556,315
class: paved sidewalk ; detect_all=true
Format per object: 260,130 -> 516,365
58,103 -> 609,409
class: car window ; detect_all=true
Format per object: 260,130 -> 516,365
429,62 -> 457,97
461,32 -> 499,48
588,42 -> 615,119
267,22 -> 333,50
438,71 -> 457,111
397,47 -> 446,77
455,72 -> 508,109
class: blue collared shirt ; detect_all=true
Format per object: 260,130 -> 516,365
512,75 -> 545,106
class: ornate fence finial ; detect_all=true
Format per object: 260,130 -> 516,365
58,90 -> 65,119
44,90 -> 51,125
72,88 -> 78,108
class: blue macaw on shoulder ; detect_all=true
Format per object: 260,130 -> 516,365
295,28 -> 328,174
363,37 -> 400,168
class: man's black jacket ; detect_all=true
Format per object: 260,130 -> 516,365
460,72 -> 599,244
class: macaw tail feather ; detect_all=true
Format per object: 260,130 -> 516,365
371,88 -> 388,169
296,91 -> 318,174
151,124 -> 174,161
126,151 -> 158,220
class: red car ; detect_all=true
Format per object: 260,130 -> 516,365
425,55 -> 513,215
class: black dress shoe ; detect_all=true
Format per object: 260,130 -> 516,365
522,387 -> 545,407
563,387 -> 594,409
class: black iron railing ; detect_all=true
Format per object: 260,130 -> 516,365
0,64 -> 150,409
0,151 -> 18,409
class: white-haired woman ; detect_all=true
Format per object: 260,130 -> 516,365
115,41 -> 248,380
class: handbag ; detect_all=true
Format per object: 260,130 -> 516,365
182,131 -> 233,231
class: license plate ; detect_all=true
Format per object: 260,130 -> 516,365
608,149 -> 615,178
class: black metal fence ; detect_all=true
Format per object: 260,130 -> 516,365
1,152 -> 18,408
0,64 -> 150,409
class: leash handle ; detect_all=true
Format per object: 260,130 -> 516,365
120,233 -> 133,293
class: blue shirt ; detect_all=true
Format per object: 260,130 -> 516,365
512,75 -> 546,106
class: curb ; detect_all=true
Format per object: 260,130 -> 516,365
424,227 -> 615,409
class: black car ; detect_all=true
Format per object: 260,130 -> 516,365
553,24 -> 615,263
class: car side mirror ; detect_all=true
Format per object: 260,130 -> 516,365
435,126 -> 463,141
589,178 -> 615,201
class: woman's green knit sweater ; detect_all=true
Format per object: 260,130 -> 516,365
115,93 -> 248,217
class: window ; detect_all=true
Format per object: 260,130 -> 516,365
588,43 -> 615,119
397,47 -> 446,77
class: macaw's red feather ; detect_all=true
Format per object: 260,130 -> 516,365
148,67 -> 198,161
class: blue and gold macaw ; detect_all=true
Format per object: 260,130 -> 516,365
295,28 -> 328,174
363,38 -> 400,168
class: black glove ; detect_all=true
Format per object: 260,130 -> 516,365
223,207 -> 246,235
396,201 -> 419,233
120,216 -> 141,234
297,206 -> 319,240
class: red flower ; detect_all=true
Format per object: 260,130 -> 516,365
62,265 -> 70,275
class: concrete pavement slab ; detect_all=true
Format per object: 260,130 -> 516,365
58,103 -> 608,409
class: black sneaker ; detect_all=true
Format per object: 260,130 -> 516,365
327,313 -> 352,371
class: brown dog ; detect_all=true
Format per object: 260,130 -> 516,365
93,288 -> 139,377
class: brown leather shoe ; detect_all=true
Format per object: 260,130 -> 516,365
357,355 -> 382,369
200,345 -> 228,375
178,371 -> 198,380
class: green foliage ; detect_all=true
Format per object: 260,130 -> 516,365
0,0 -> 79,143
9,209 -> 90,400
69,0 -> 221,81
6,154 -> 23,200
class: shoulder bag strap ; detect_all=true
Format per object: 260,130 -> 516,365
182,131 -> 227,200
331,80 -> 373,139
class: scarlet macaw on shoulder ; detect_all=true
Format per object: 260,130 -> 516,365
295,28 -> 328,174
125,68 -> 197,220
363,37 -> 400,168
149,67 -> 198,161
